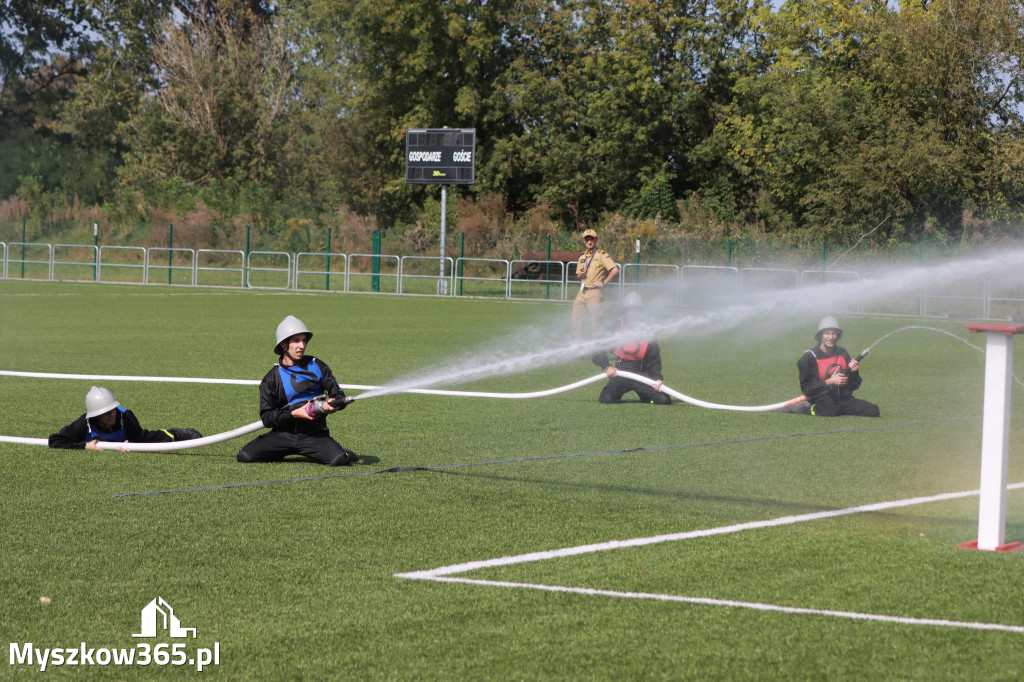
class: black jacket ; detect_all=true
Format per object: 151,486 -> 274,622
797,344 -> 862,402
259,356 -> 346,433
48,409 -> 176,449
591,323 -> 665,381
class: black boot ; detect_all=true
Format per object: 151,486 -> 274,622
168,428 -> 203,440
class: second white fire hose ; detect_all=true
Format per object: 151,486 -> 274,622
0,372 -> 804,452
613,371 -> 805,412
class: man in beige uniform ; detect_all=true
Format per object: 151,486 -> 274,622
572,228 -> 620,341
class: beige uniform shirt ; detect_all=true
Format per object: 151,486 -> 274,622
577,249 -> 617,288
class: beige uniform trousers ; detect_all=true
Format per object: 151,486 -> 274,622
572,287 -> 605,341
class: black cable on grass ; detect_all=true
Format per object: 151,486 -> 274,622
110,417 -> 977,498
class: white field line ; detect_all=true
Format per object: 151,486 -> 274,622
0,369 -> 377,390
0,369 -> 260,385
395,482 -> 1024,633
422,577 -> 1024,634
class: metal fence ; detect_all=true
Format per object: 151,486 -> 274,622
0,219 -> 977,272
2,240 -> 1022,320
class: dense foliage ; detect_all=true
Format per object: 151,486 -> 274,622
1,0 -> 1023,244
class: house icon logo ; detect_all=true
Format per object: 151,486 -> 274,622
132,597 -> 197,638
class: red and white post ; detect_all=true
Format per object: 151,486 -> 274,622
960,323 -> 1024,552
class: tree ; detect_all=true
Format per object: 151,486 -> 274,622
497,0 -> 694,227
870,0 -> 1024,236
0,2 -> 108,208
115,0 -> 296,223
298,0 -> 523,226
0,1 -> 98,104
693,0 -> 1024,241
2,2 -> 198,212
490,0 -> 768,228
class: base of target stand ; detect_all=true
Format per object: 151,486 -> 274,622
959,539 -> 1024,552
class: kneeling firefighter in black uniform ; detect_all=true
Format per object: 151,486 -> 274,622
237,315 -> 359,465
591,293 -> 671,405
783,315 -> 880,417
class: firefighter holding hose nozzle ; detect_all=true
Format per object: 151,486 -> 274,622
782,316 -> 880,417
237,315 -> 360,465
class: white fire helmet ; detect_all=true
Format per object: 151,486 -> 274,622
815,315 -> 842,342
275,315 -> 312,355
623,292 -> 644,309
85,386 -> 120,418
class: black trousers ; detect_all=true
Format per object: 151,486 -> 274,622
599,376 -> 671,405
811,394 -> 880,417
237,429 -> 356,465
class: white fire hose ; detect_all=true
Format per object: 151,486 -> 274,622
0,371 -> 805,452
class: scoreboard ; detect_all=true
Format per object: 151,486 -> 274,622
405,128 -> 476,184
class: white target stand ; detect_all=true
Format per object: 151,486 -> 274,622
959,323 -> 1024,552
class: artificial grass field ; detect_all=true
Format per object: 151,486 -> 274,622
2,279 -> 1023,680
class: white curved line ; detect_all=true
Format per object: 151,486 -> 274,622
0,369 -> 261,385
0,369 -> 386,391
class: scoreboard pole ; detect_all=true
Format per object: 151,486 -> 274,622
404,127 -> 475,297
439,185 -> 448,295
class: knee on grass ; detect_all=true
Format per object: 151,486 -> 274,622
325,448 -> 359,466
237,449 -> 259,463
